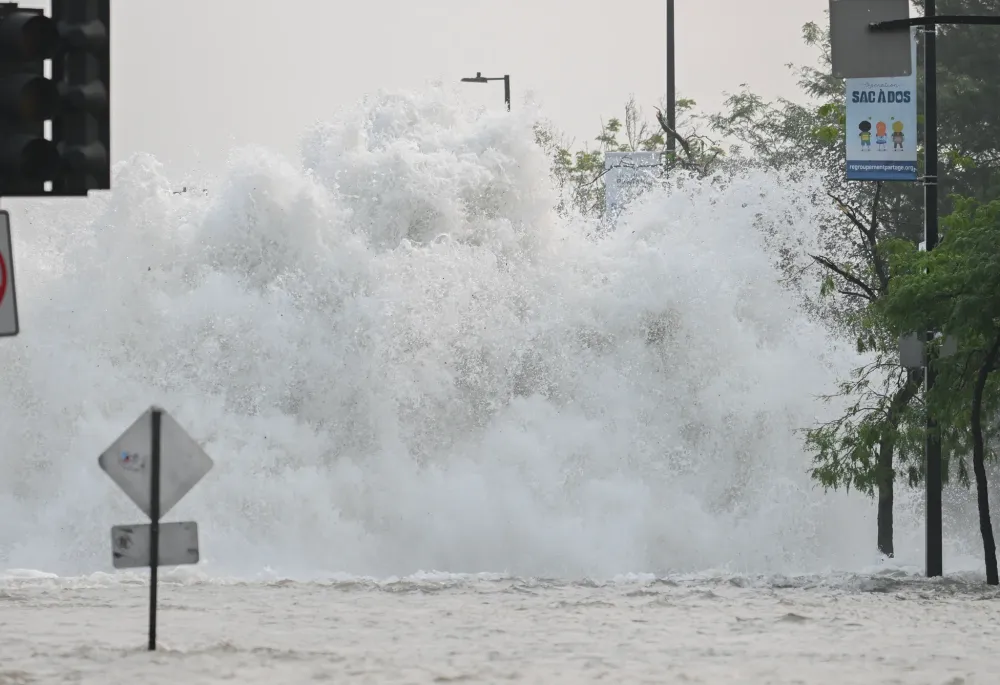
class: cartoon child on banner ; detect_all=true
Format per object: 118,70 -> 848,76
875,121 -> 888,151
858,121 -> 872,151
892,121 -> 905,151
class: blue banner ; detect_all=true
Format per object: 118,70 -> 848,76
845,160 -> 919,181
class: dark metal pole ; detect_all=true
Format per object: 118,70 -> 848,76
504,75 -> 510,112
666,0 -> 676,156
923,0 -> 943,578
872,15 -> 1000,29
149,409 -> 162,650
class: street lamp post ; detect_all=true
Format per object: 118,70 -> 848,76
460,72 -> 511,111
666,0 -> 676,157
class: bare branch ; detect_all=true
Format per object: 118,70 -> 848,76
653,106 -> 721,175
810,253 -> 880,302
863,182 -> 890,292
580,159 -> 662,188
838,289 -> 872,301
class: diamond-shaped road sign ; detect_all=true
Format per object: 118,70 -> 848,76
111,521 -> 200,569
0,210 -> 19,337
830,0 -> 913,79
99,407 -> 214,518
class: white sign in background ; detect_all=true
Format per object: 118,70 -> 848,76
604,151 -> 662,217
845,28 -> 918,181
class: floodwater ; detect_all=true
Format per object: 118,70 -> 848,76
2,571 -> 998,684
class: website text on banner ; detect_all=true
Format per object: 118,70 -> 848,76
845,28 -> 917,182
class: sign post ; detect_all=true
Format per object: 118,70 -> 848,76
98,406 -> 214,650
0,210 -> 19,337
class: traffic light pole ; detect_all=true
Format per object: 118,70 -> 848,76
870,5 -> 1000,578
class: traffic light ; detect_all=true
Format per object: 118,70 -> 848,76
51,0 -> 110,196
0,4 -> 60,195
0,1 -> 109,197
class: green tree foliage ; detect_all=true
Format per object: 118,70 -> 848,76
534,4 -> 1000,560
707,9 -> 1000,558
705,22 -> 922,556
534,95 -> 715,218
880,197 -> 1000,583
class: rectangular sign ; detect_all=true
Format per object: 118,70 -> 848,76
604,151 -> 662,217
830,0 -> 912,79
845,28 -> 918,181
111,521 -> 200,569
0,210 -> 19,337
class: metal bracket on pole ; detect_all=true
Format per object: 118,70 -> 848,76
871,15 -> 1000,30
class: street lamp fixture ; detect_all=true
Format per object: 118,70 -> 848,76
460,72 -> 510,111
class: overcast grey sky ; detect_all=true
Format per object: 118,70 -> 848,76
36,0 -> 829,175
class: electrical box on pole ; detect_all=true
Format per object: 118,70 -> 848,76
0,1 -> 110,198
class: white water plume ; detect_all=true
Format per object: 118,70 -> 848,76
0,87 -> 942,580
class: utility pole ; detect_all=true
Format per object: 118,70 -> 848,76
666,0 -> 676,157
920,0 -> 943,579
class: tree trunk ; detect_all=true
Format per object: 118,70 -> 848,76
971,333 -> 1000,586
876,369 -> 922,558
876,440 -> 894,558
